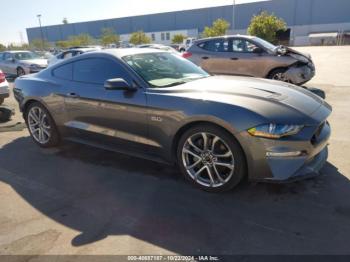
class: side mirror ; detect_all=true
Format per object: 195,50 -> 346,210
253,47 -> 264,54
104,78 -> 137,91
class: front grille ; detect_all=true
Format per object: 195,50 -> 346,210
311,121 -> 326,145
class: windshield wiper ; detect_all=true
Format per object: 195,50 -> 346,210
162,81 -> 188,87
161,76 -> 210,88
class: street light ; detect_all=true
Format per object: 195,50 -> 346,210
37,14 -> 45,50
232,0 -> 236,34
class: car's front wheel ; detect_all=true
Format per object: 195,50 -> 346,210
25,102 -> 60,148
177,124 -> 246,192
268,68 -> 291,83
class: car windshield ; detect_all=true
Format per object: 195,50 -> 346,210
13,52 -> 40,60
252,37 -> 277,52
123,52 -> 210,87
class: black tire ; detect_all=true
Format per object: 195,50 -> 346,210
0,98 -> 4,105
177,124 -> 247,193
25,102 -> 60,148
267,68 -> 290,83
17,67 -> 25,77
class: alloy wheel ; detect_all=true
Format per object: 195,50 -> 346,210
27,106 -> 51,144
182,132 -> 235,188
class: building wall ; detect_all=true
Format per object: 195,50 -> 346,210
26,0 -> 350,46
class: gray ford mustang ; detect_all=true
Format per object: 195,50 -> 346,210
13,49 -> 332,192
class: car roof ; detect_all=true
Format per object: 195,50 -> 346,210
66,47 -> 100,52
101,48 -> 165,58
196,34 -> 256,42
5,50 -> 32,53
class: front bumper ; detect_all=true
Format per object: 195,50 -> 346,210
241,119 -> 331,183
285,62 -> 315,85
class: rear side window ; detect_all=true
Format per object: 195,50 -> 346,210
198,39 -> 230,52
73,58 -> 130,85
53,63 -> 73,80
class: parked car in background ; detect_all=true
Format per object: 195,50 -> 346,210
179,37 -> 196,52
137,44 -> 178,53
170,44 -> 181,51
14,49 -> 331,192
184,35 -> 315,85
48,47 -> 101,66
34,51 -> 54,60
0,51 -> 48,77
0,70 -> 9,105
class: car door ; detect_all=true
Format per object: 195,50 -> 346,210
196,38 -> 232,75
63,57 -> 149,153
225,38 -> 270,77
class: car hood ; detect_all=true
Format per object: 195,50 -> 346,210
149,76 -> 330,121
19,59 -> 48,67
277,46 -> 312,60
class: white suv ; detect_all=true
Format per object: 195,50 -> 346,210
0,70 -> 9,105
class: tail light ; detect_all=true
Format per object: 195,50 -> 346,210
0,72 -> 5,84
182,52 -> 192,58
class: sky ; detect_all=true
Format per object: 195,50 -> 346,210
0,0 -> 267,45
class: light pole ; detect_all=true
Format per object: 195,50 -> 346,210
232,0 -> 236,35
37,14 -> 45,50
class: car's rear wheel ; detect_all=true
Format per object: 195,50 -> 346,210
17,67 -> 25,77
25,102 -> 60,148
177,124 -> 246,192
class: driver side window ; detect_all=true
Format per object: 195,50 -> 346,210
72,58 -> 132,85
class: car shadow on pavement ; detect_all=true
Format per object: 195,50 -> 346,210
0,137 -> 350,254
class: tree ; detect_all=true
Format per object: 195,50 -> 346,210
172,34 -> 187,44
30,38 -> 51,50
55,40 -> 70,49
68,33 -> 95,46
100,28 -> 120,46
248,11 -> 287,44
202,19 -> 230,38
129,31 -> 151,45
0,43 -> 6,51
62,18 -> 69,24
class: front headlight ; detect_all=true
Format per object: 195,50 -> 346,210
248,124 -> 304,139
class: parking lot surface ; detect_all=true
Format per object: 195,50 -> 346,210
0,46 -> 350,255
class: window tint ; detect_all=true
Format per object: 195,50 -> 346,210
231,39 -> 259,53
53,63 -> 73,80
73,58 -> 129,84
198,39 -> 230,52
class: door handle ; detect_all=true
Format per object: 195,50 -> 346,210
66,92 -> 80,98
202,56 -> 210,60
230,57 -> 239,60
